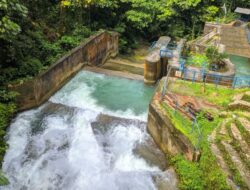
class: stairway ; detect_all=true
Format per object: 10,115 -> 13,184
210,93 -> 250,189
220,25 -> 250,58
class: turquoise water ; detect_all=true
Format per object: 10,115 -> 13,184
229,55 -> 250,76
3,71 -> 170,190
50,71 -> 155,118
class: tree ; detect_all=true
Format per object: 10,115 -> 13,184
0,0 -> 27,41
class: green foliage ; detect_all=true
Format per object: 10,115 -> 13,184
0,0 -> 27,40
57,35 -> 80,51
0,170 -> 9,186
169,80 -> 248,107
199,141 -> 230,190
0,102 -> 16,163
205,46 -> 228,68
0,90 -> 18,103
235,119 -> 250,147
242,94 -> 250,103
170,115 -> 230,190
19,58 -> 43,77
215,125 -> 248,189
186,53 -> 209,68
171,155 -> 204,190
161,103 -> 198,146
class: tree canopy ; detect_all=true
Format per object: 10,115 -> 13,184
0,0 -> 248,84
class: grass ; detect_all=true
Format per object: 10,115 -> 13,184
160,102 -> 197,146
171,140 -> 230,190
171,155 -> 204,190
226,122 -> 250,171
235,119 -> 250,147
186,54 -> 209,69
242,93 -> 250,102
161,100 -> 230,189
215,121 -> 248,189
169,80 -> 248,107
160,100 -> 221,148
158,79 -> 250,189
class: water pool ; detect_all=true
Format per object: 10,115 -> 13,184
229,55 -> 250,76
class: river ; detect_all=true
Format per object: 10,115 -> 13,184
1,71 -> 176,190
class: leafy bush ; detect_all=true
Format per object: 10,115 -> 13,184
186,53 -> 209,68
0,170 -> 9,186
0,90 -> 18,103
72,25 -> 92,39
57,35 -> 80,51
0,68 -> 19,85
19,57 -> 43,77
0,103 -> 16,164
42,42 -> 63,66
206,46 -> 228,69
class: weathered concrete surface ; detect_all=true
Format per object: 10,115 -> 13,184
102,58 -> 144,75
147,101 -> 200,161
84,66 -> 144,81
9,31 -> 119,111
229,91 -> 250,111
144,36 -> 171,85
221,24 -> 250,58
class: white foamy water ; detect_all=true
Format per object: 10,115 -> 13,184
1,71 -> 174,190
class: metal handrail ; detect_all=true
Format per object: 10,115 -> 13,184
160,66 -> 173,101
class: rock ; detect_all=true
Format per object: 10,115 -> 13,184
154,167 -> 178,190
133,138 -> 168,170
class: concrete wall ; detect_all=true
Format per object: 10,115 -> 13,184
9,31 -> 119,111
147,100 -> 200,161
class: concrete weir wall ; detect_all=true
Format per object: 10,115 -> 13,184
9,31 -> 119,111
147,101 -> 200,161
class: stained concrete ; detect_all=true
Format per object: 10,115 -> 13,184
9,31 -> 119,111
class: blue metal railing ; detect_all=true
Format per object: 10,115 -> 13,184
160,48 -> 174,58
177,67 -> 250,88
232,76 -> 250,88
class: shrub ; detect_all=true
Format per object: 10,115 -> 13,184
0,67 -> 19,85
57,35 -> 80,51
206,46 -> 228,69
72,25 -> 92,39
42,42 -> 63,66
186,53 -> 209,69
19,57 -> 43,77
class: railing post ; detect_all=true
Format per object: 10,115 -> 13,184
192,71 -> 196,83
215,75 -> 220,89
232,76 -> 238,89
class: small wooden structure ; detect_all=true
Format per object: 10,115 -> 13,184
234,7 -> 250,21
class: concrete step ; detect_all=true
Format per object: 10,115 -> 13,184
239,118 -> 250,134
102,60 -> 144,76
107,58 -> 144,68
222,141 -> 250,188
210,121 -> 238,190
230,123 -> 250,160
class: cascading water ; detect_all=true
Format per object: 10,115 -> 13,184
1,71 -> 177,190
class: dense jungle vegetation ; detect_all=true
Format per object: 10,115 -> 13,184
0,0 -> 250,187
1,0 -> 250,85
